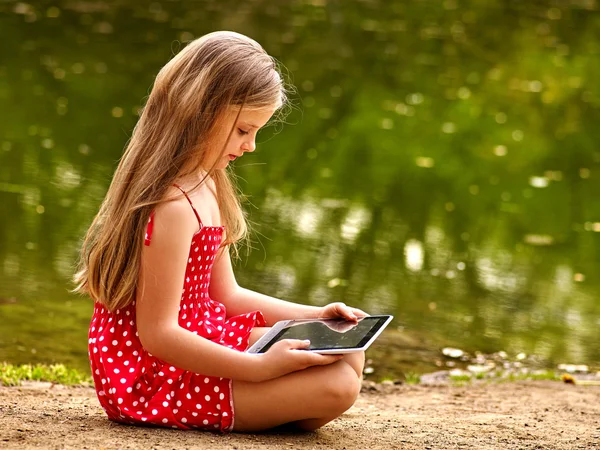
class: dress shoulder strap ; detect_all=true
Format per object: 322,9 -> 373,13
144,211 -> 155,246
144,184 -> 203,246
172,184 -> 203,228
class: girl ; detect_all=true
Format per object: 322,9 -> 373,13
75,31 -> 366,433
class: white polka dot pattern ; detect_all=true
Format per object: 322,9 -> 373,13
89,222 -> 266,433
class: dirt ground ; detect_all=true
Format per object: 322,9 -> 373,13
0,380 -> 599,450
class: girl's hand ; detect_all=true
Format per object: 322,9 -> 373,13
318,302 -> 368,322
256,339 -> 343,381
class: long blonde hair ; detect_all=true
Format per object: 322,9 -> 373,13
74,31 -> 287,311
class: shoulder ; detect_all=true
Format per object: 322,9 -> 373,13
152,188 -> 199,239
175,177 -> 221,226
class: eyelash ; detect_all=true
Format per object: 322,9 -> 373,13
238,128 -> 249,136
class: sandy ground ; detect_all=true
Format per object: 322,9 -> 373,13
0,380 -> 599,450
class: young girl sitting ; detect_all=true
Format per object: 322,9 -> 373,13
75,31 -> 366,433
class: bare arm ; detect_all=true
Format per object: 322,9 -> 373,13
209,248 -> 366,326
135,194 -> 339,381
136,199 -> 261,381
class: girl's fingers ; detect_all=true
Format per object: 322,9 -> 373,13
334,302 -> 356,320
311,353 -> 344,365
343,305 -> 358,321
284,340 -> 342,366
284,339 -> 311,350
351,308 -> 369,317
321,302 -> 367,320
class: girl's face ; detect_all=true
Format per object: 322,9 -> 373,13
207,106 -> 276,170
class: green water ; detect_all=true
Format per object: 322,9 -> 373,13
1,1 -> 600,375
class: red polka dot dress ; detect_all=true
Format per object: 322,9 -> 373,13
88,186 -> 266,432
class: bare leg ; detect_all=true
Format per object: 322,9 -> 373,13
232,327 -> 365,432
232,359 -> 360,432
294,351 -> 364,431
248,327 -> 364,378
341,351 -> 365,378
248,327 -> 270,346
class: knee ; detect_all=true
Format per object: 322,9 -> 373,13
322,363 -> 361,414
342,351 -> 365,379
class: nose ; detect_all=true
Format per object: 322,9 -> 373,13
242,138 -> 256,153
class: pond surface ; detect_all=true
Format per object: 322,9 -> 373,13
1,1 -> 600,375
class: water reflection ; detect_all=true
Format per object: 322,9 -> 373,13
0,0 -> 599,374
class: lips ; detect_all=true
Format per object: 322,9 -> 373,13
228,154 -> 237,161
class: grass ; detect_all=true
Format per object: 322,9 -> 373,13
0,362 -> 92,386
449,373 -> 472,385
0,361 -> 565,388
404,372 -> 421,385
448,369 -> 561,386
504,370 -> 560,382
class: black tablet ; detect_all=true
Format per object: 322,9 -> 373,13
246,315 -> 393,354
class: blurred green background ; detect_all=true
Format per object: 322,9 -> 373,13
1,0 -> 599,376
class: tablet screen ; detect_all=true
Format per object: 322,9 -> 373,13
256,316 -> 390,353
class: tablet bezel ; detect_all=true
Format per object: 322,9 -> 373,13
246,315 -> 393,354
